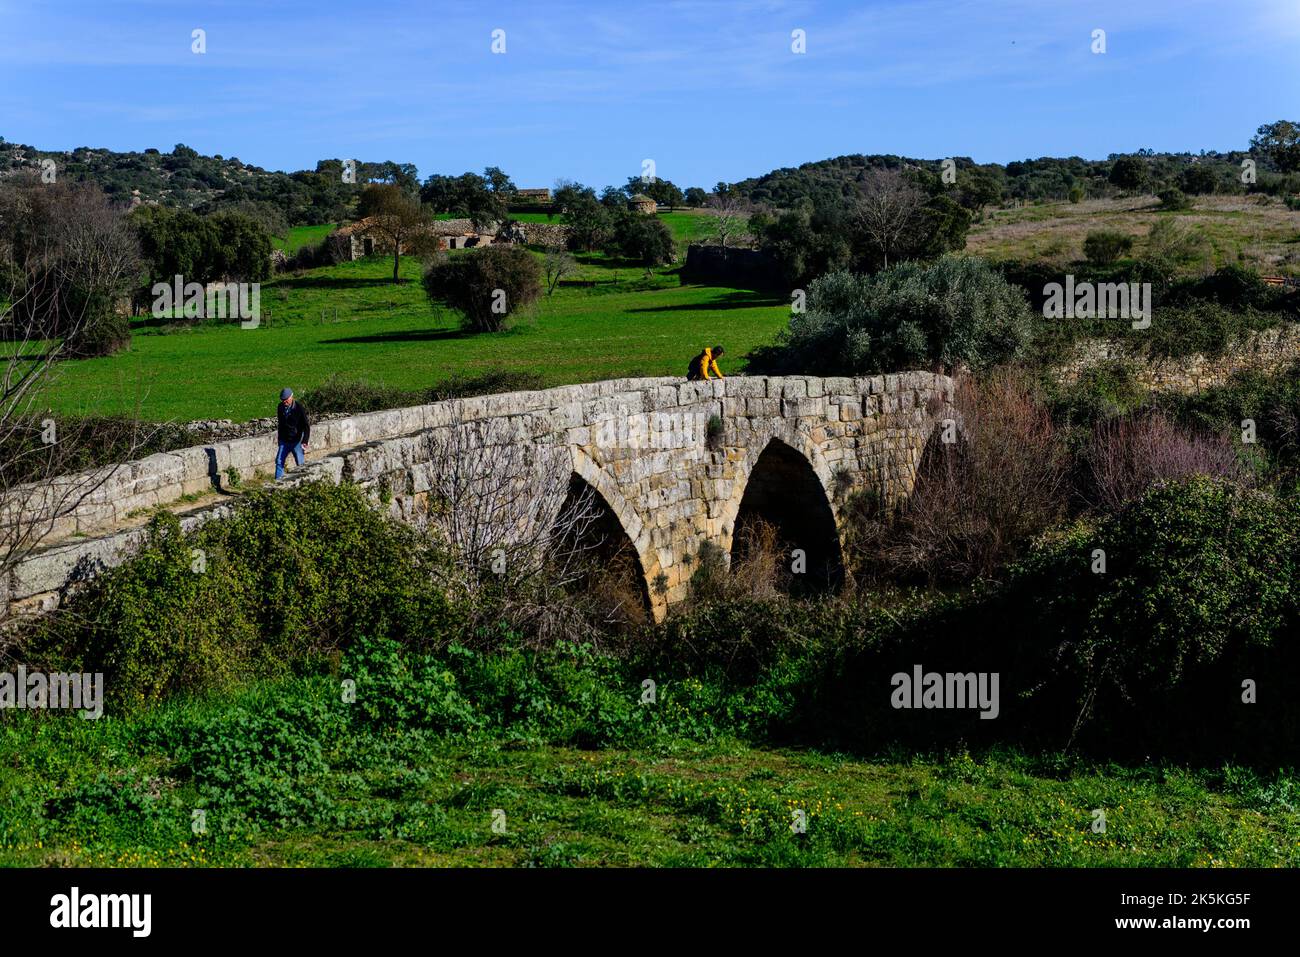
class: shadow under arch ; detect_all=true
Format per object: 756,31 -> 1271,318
552,472 -> 653,624
730,437 -> 844,596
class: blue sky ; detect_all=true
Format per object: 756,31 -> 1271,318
2,0 -> 1297,190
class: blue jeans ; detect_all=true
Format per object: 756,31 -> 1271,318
275,442 -> 303,479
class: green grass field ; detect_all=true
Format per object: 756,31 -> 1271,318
34,247 -> 786,423
3,677 -> 1295,868
271,223 -> 336,254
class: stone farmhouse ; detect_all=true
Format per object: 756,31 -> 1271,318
327,216 -> 572,262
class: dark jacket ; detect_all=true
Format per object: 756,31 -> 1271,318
277,400 -> 310,446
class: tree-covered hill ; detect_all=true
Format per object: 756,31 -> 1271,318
0,137 -> 416,226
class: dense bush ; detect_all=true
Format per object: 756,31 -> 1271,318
750,256 -> 1035,375
0,415 -> 195,486
1082,230 -> 1134,265
1006,478 -> 1300,757
844,372 -> 1069,584
662,478 -> 1300,761
1144,217 -> 1209,268
1082,410 -> 1247,510
1162,361 -> 1300,486
21,482 -> 457,706
423,245 -> 542,332
1157,187 -> 1191,211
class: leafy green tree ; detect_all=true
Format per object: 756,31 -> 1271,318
423,245 -> 542,332
1250,120 -> 1300,172
419,169 -> 512,228
684,187 -> 708,207
606,210 -> 675,273
1108,156 -> 1149,194
555,182 -> 614,251
625,176 -> 684,209
207,212 -> 273,282
955,167 -> 1004,210
131,206 -> 217,287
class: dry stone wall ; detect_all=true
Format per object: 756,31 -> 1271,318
1056,324 -> 1300,393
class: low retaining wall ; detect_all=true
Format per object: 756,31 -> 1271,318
1056,324 -> 1300,393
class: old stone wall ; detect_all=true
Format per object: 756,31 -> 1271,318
1056,324 -> 1300,393
680,244 -> 781,290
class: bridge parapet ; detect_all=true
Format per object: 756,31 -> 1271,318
3,373 -> 954,622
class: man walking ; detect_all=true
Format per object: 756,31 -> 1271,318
275,387 -> 311,480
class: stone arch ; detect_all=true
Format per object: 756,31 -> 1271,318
723,434 -> 844,594
568,447 -> 661,616
902,405 -> 965,502
553,472 -> 653,621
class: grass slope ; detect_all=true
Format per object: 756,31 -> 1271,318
967,196 -> 1300,273
271,223 -> 336,254
34,248 -> 786,422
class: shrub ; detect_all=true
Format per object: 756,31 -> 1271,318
1157,187 -> 1191,211
1179,264 -> 1276,310
1144,217 -> 1209,266
20,482 -> 457,707
1010,478 -> 1300,756
301,370 -> 546,414
62,292 -> 131,358
1083,410 -> 1248,511
1162,361 -> 1300,485
844,371 -> 1069,584
1082,230 -> 1134,265
423,245 -> 542,332
0,414 -> 196,486
751,256 -> 1035,376
1179,164 -> 1218,195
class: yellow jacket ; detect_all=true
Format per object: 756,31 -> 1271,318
698,347 -> 724,380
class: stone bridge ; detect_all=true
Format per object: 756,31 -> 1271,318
3,373 -> 954,623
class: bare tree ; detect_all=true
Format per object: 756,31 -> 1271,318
706,193 -> 749,250
854,170 -> 924,269
358,184 -> 435,284
542,246 -> 577,296
419,403 -> 622,641
0,177 -> 147,632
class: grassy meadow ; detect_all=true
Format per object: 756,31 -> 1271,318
34,224 -> 784,422
270,223 -> 336,254
4,674 -> 1295,868
967,195 -> 1300,273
